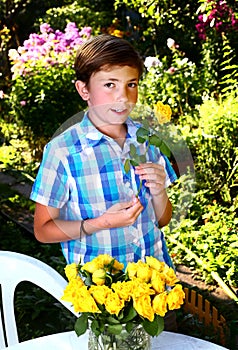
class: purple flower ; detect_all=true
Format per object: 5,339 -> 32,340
40,23 -> 53,34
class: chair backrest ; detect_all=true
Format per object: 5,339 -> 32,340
0,250 -> 78,348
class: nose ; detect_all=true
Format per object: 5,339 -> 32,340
116,86 -> 128,102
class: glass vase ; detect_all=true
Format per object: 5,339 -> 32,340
88,324 -> 151,350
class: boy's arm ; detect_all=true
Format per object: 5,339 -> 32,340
33,199 -> 144,243
151,190 -> 172,227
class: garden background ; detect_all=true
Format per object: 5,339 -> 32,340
0,0 -> 238,348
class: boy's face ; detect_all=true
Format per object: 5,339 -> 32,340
76,65 -> 139,129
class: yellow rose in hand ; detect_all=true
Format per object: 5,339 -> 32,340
154,101 -> 172,124
152,292 -> 168,317
92,268 -> 106,286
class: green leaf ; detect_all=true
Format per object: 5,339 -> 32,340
107,316 -> 121,324
121,305 -> 137,323
136,127 -> 149,143
124,159 -> 131,173
107,323 -> 123,335
125,321 -> 134,333
149,134 -> 162,147
130,159 -> 139,167
138,154 -> 146,163
74,313 -> 88,337
91,319 -> 104,337
142,315 -> 164,337
129,144 -> 137,157
159,142 -> 171,157
136,127 -> 150,138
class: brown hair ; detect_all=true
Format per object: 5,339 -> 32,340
74,34 -> 144,85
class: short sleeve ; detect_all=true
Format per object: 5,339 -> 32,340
30,142 -> 70,208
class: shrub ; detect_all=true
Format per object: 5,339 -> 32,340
7,22 -> 90,157
188,94 -> 238,204
139,39 -> 203,119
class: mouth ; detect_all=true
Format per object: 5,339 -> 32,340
111,108 -> 127,113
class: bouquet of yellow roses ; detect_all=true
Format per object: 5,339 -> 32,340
62,254 -> 185,347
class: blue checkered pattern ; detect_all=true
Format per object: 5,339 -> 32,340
30,113 -> 177,268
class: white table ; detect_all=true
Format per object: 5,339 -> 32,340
5,330 -> 228,350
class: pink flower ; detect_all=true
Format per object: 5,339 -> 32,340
167,67 -> 176,74
20,100 -> 26,106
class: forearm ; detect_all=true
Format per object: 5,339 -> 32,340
152,189 -> 172,228
33,199 -> 144,243
34,216 -> 104,243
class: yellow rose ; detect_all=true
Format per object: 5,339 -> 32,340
152,292 -> 168,317
133,294 -> 154,322
62,281 -> 100,313
64,263 -> 78,281
90,285 -> 111,305
81,260 -> 100,274
154,101 -> 172,124
112,259 -> 124,272
111,281 -> 134,301
131,279 -> 155,299
126,261 -> 138,279
145,256 -> 165,272
135,260 -> 152,283
73,285 -> 101,313
163,266 -> 179,286
167,284 -> 185,310
92,268 -> 106,286
96,254 -> 112,266
151,269 -> 166,293
61,278 -> 83,303
105,291 -> 125,316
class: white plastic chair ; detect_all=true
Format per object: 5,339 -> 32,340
0,250 -> 78,348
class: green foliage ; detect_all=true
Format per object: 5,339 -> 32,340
188,94 -> 238,204
6,22 -> 89,157
114,0 -> 201,61
10,60 -> 82,146
139,46 -> 203,118
36,0 -> 114,34
0,118 -> 34,171
166,197 -> 238,287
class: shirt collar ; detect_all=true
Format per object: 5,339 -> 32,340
80,112 -> 140,146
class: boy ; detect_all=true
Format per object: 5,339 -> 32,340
30,34 -> 177,270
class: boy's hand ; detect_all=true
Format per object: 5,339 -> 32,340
134,163 -> 166,197
101,196 -> 143,228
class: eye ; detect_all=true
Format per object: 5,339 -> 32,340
104,82 -> 115,88
128,82 -> 138,88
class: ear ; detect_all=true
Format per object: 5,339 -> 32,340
75,80 -> 89,101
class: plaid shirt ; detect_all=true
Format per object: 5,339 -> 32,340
30,113 -> 177,268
